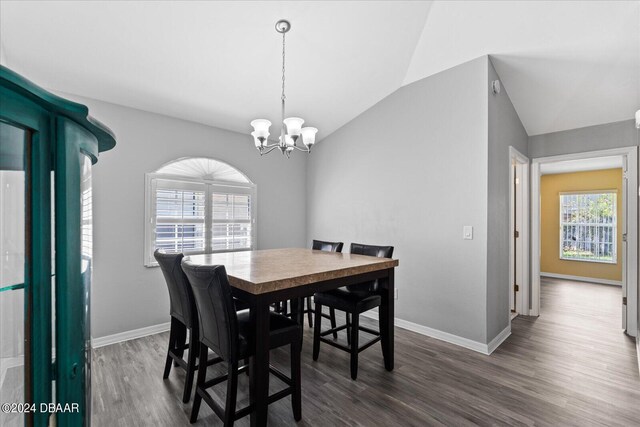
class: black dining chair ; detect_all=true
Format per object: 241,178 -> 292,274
155,249 -> 250,403
312,243 -> 394,380
181,260 -> 302,426
154,250 -> 201,403
278,240 -> 342,338
301,240 -> 343,332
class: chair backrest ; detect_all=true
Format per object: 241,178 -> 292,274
180,260 -> 239,362
154,250 -> 197,328
312,239 -> 344,253
348,243 -> 394,293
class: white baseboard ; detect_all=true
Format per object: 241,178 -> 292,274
361,312 -> 510,355
541,272 -> 622,286
487,324 -> 512,354
91,322 -> 171,349
92,313 -> 515,356
636,337 -> 640,375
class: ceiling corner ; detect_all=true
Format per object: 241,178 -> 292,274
400,0 -> 435,87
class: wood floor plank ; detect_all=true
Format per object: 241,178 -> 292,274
91,278 -> 640,426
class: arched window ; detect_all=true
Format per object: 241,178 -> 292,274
144,158 -> 256,266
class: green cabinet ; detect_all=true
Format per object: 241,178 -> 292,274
0,65 -> 116,426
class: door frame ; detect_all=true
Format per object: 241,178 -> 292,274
531,146 -> 638,337
509,146 -> 530,316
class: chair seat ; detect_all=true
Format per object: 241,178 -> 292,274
314,288 -> 381,313
236,310 -> 301,358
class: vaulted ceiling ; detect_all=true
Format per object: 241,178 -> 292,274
1,1 -> 638,139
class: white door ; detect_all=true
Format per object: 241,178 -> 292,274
621,155 -> 627,331
510,159 -> 526,315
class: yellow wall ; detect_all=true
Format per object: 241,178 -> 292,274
540,168 -> 622,281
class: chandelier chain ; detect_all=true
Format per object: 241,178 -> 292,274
281,31 -> 286,103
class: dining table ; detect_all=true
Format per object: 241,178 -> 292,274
185,247 -> 399,427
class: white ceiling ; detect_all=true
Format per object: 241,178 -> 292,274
0,1 -> 430,141
1,1 -> 638,140
540,156 -> 623,175
405,1 -> 640,135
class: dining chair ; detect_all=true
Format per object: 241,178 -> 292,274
154,249 -> 201,403
278,240 -> 342,338
312,243 -> 394,380
302,240 -> 343,332
155,249 -> 250,404
181,260 -> 302,426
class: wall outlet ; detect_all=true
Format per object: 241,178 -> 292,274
463,226 -> 473,240
394,289 -> 398,300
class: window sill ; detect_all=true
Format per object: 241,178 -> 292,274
559,257 -> 616,265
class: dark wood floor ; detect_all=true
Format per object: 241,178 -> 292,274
92,278 -> 640,426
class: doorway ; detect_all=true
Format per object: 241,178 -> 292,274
509,147 -> 529,317
531,147 -> 639,337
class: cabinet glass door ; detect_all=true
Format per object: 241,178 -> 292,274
80,153 -> 92,424
0,121 -> 28,427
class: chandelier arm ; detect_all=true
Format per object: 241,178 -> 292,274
291,145 -> 310,153
260,145 -> 282,155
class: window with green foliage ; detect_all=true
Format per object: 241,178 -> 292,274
560,192 -> 616,263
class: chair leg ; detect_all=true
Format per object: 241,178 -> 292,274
291,341 -> 302,421
223,362 -> 239,427
306,296 -> 313,327
163,317 -> 177,379
329,308 -> 338,340
183,327 -> 198,403
174,321 -> 187,367
346,313 -> 351,346
312,302 -> 322,361
350,313 -> 359,380
190,343 -> 208,423
293,298 -> 304,326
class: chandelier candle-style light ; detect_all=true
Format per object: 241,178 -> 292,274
250,19 -> 318,158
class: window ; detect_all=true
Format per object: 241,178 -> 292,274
144,158 -> 256,266
559,192 -> 616,263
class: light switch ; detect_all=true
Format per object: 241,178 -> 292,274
463,226 -> 473,240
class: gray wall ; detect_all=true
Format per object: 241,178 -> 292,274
307,57 -> 490,343
486,58 -> 528,341
528,119 -> 638,158
63,95 -> 308,339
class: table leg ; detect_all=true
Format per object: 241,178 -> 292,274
378,268 -> 395,371
250,297 -> 270,427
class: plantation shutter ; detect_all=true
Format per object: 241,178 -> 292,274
145,170 -> 256,266
211,187 -> 253,251
153,179 -> 206,254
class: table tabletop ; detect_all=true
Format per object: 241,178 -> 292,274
185,248 -> 399,295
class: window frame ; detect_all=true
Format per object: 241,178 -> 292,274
558,190 -> 617,264
144,171 -> 257,267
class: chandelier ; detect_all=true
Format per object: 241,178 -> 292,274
250,19 -> 318,158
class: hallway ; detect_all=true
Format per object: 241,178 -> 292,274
503,277 -> 639,424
